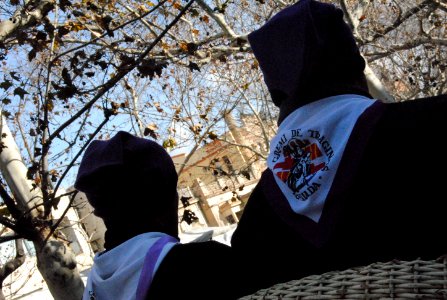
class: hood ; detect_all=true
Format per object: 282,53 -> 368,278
248,0 -> 368,107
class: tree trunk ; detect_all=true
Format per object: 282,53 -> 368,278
35,239 -> 84,300
0,115 -> 84,299
0,117 -> 44,218
365,64 -> 395,103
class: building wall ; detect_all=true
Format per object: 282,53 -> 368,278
72,191 -> 107,253
174,113 -> 276,228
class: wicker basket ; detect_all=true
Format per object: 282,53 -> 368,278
240,256 -> 447,299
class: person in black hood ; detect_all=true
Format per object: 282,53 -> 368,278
232,0 -> 447,292
76,131 -> 249,300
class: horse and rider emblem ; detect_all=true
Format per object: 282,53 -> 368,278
272,137 -> 328,201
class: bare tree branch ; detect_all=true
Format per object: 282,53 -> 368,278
217,137 -> 266,159
195,0 -> 239,39
272,0 -> 287,6
0,180 -> 22,220
367,38 -> 447,62
44,191 -> 78,243
52,117 -> 110,203
121,3 -> 177,41
338,1 -> 394,102
366,0 -> 435,44
48,0 -> 197,144
0,0 -> 55,43
433,0 -> 447,12
0,216 -> 18,232
49,0 -> 169,67
339,0 -> 369,41
177,95 -> 243,175
123,79 -> 145,137
14,107 -> 33,162
226,76 -> 271,148
0,238 -> 25,299
0,234 -> 21,244
41,5 -> 60,217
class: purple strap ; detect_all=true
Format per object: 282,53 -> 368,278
135,236 -> 177,300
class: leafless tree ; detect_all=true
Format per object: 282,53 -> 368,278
0,0 -> 445,298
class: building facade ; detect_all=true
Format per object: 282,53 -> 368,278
174,112 -> 276,229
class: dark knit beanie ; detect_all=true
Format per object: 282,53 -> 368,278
74,131 -> 178,225
248,0 -> 369,107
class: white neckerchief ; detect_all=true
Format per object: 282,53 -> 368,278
83,232 -> 177,300
267,94 -> 375,222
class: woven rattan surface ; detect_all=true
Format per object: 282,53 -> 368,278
240,256 -> 447,299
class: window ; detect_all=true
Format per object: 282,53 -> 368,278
225,214 -> 236,224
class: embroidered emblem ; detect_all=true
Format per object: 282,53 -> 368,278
272,129 -> 333,201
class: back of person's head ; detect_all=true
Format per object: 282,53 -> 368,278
75,131 -> 179,239
248,0 -> 370,110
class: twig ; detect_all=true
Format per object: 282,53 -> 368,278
0,234 -> 21,244
0,215 -> 18,232
48,0 -> 197,144
49,0 -> 168,66
366,0 -> 434,44
0,180 -> 22,219
52,117 -> 110,202
44,190 -> 78,243
195,0 -> 239,39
